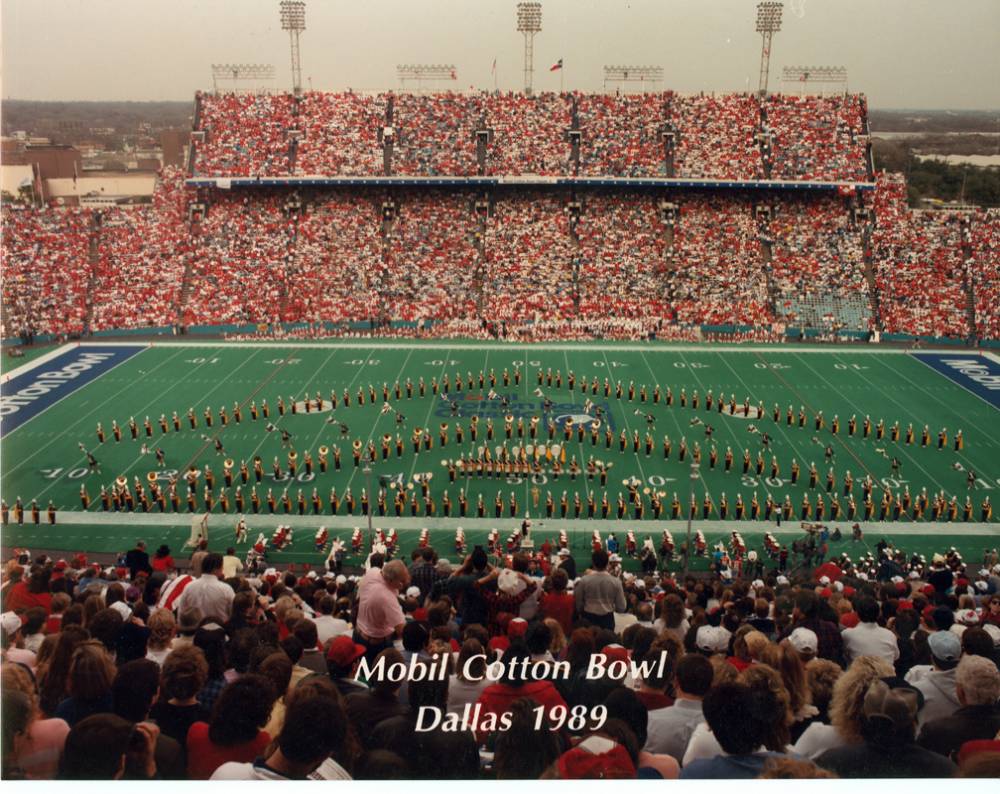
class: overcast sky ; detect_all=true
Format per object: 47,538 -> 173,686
2,0 -> 998,109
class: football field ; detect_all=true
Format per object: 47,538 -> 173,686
2,340 -> 998,571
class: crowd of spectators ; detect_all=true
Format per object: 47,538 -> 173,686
190,90 -> 870,182
482,194 -> 575,321
379,192 -> 481,322
969,209 -> 1000,340
768,196 -> 868,327
670,93 -> 764,180
871,175 -> 970,338
1,206 -> 91,340
483,93 -> 572,176
5,167 -> 1000,343
575,194 -> 669,318
763,94 -> 868,182
88,169 -> 192,332
392,93 -> 481,177
182,193 -> 295,326
3,542 -> 1000,780
667,196 -> 772,326
577,93 -> 666,177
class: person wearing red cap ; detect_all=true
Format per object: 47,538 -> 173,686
325,636 -> 369,698
554,733 -> 636,779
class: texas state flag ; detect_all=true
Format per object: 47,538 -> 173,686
550,58 -> 563,72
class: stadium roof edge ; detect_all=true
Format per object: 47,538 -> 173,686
184,176 -> 875,191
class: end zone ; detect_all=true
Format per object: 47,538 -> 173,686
911,352 -> 1000,411
0,345 -> 146,438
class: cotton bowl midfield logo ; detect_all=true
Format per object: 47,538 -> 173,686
435,393 -> 616,432
555,413 -> 598,428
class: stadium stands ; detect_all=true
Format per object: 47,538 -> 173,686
3,93 -> 998,343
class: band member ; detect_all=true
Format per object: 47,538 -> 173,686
155,448 -> 166,467
204,406 -> 213,427
143,416 -> 153,437
159,414 -> 169,434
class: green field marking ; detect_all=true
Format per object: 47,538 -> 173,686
3,343 -> 998,569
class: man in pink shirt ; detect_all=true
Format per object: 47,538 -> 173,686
354,560 -> 410,663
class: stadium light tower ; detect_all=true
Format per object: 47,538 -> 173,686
279,1 -> 306,95
517,2 -> 542,96
755,2 -> 783,97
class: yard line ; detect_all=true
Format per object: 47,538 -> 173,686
792,352 -> 949,499
837,351 -> 998,486
244,347 -> 354,463
5,347 -> 186,476
36,347 -> 244,505
564,351 -> 592,505
601,349 -> 647,491
343,348 -> 414,496
406,348 -> 452,486
714,352 -> 831,499
638,349 -> 710,499
877,354 -> 999,454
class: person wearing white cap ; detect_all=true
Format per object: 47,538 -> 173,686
1,611 -> 37,670
912,630 -> 962,728
787,627 -> 819,662
842,597 -> 899,665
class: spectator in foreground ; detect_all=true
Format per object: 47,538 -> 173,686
918,654 -> 1000,760
211,682 -> 351,780
679,680 -> 791,778
59,714 -> 159,780
149,645 -> 211,744
816,678 -> 956,777
186,674 -> 276,779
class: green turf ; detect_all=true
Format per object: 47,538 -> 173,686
2,341 -> 998,569
0,343 -> 64,374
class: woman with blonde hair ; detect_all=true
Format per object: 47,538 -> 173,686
543,617 -> 566,658
54,640 -> 117,726
792,654 -> 895,759
2,663 -> 70,779
145,609 -> 177,665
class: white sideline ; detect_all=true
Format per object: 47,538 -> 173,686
25,511 -> 1000,537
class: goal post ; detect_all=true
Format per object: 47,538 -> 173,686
185,513 -> 209,549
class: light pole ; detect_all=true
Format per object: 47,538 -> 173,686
683,462 -> 700,579
516,2 -> 542,96
755,2 -> 783,97
279,1 -> 306,95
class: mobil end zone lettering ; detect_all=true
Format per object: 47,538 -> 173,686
0,346 -> 145,437
912,352 -> 1000,410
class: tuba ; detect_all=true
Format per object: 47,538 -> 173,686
147,471 -> 157,483
116,475 -> 128,489
224,458 -> 234,470
318,445 -> 329,457
353,439 -> 363,451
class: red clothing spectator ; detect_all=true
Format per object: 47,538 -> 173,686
186,721 -> 270,780
474,680 -> 567,743
540,590 -> 575,637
